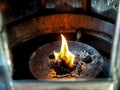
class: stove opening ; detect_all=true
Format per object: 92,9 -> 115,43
12,33 -> 110,80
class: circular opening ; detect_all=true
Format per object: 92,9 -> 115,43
49,54 -> 55,59
82,56 -> 92,64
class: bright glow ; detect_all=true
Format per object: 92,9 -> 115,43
54,34 -> 75,68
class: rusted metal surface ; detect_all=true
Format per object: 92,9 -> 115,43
82,0 -> 87,11
1,0 -> 118,22
29,41 -> 103,80
7,14 -> 115,48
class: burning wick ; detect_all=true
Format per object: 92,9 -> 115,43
54,34 -> 75,68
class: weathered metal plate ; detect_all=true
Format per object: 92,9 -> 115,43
29,41 -> 104,80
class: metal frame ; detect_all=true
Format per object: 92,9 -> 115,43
0,11 -> 13,90
13,2 -> 120,90
0,0 -> 120,90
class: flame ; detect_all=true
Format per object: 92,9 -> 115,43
54,34 -> 75,68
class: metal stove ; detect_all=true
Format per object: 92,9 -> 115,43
0,0 -> 120,90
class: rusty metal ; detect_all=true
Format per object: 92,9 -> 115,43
29,41 -> 103,80
8,14 -> 115,48
1,0 -> 120,90
82,0 -> 87,11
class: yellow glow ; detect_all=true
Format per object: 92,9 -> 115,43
54,34 -> 75,68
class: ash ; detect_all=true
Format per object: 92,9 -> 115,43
73,49 -> 90,59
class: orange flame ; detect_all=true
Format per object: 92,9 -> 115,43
54,34 -> 75,68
